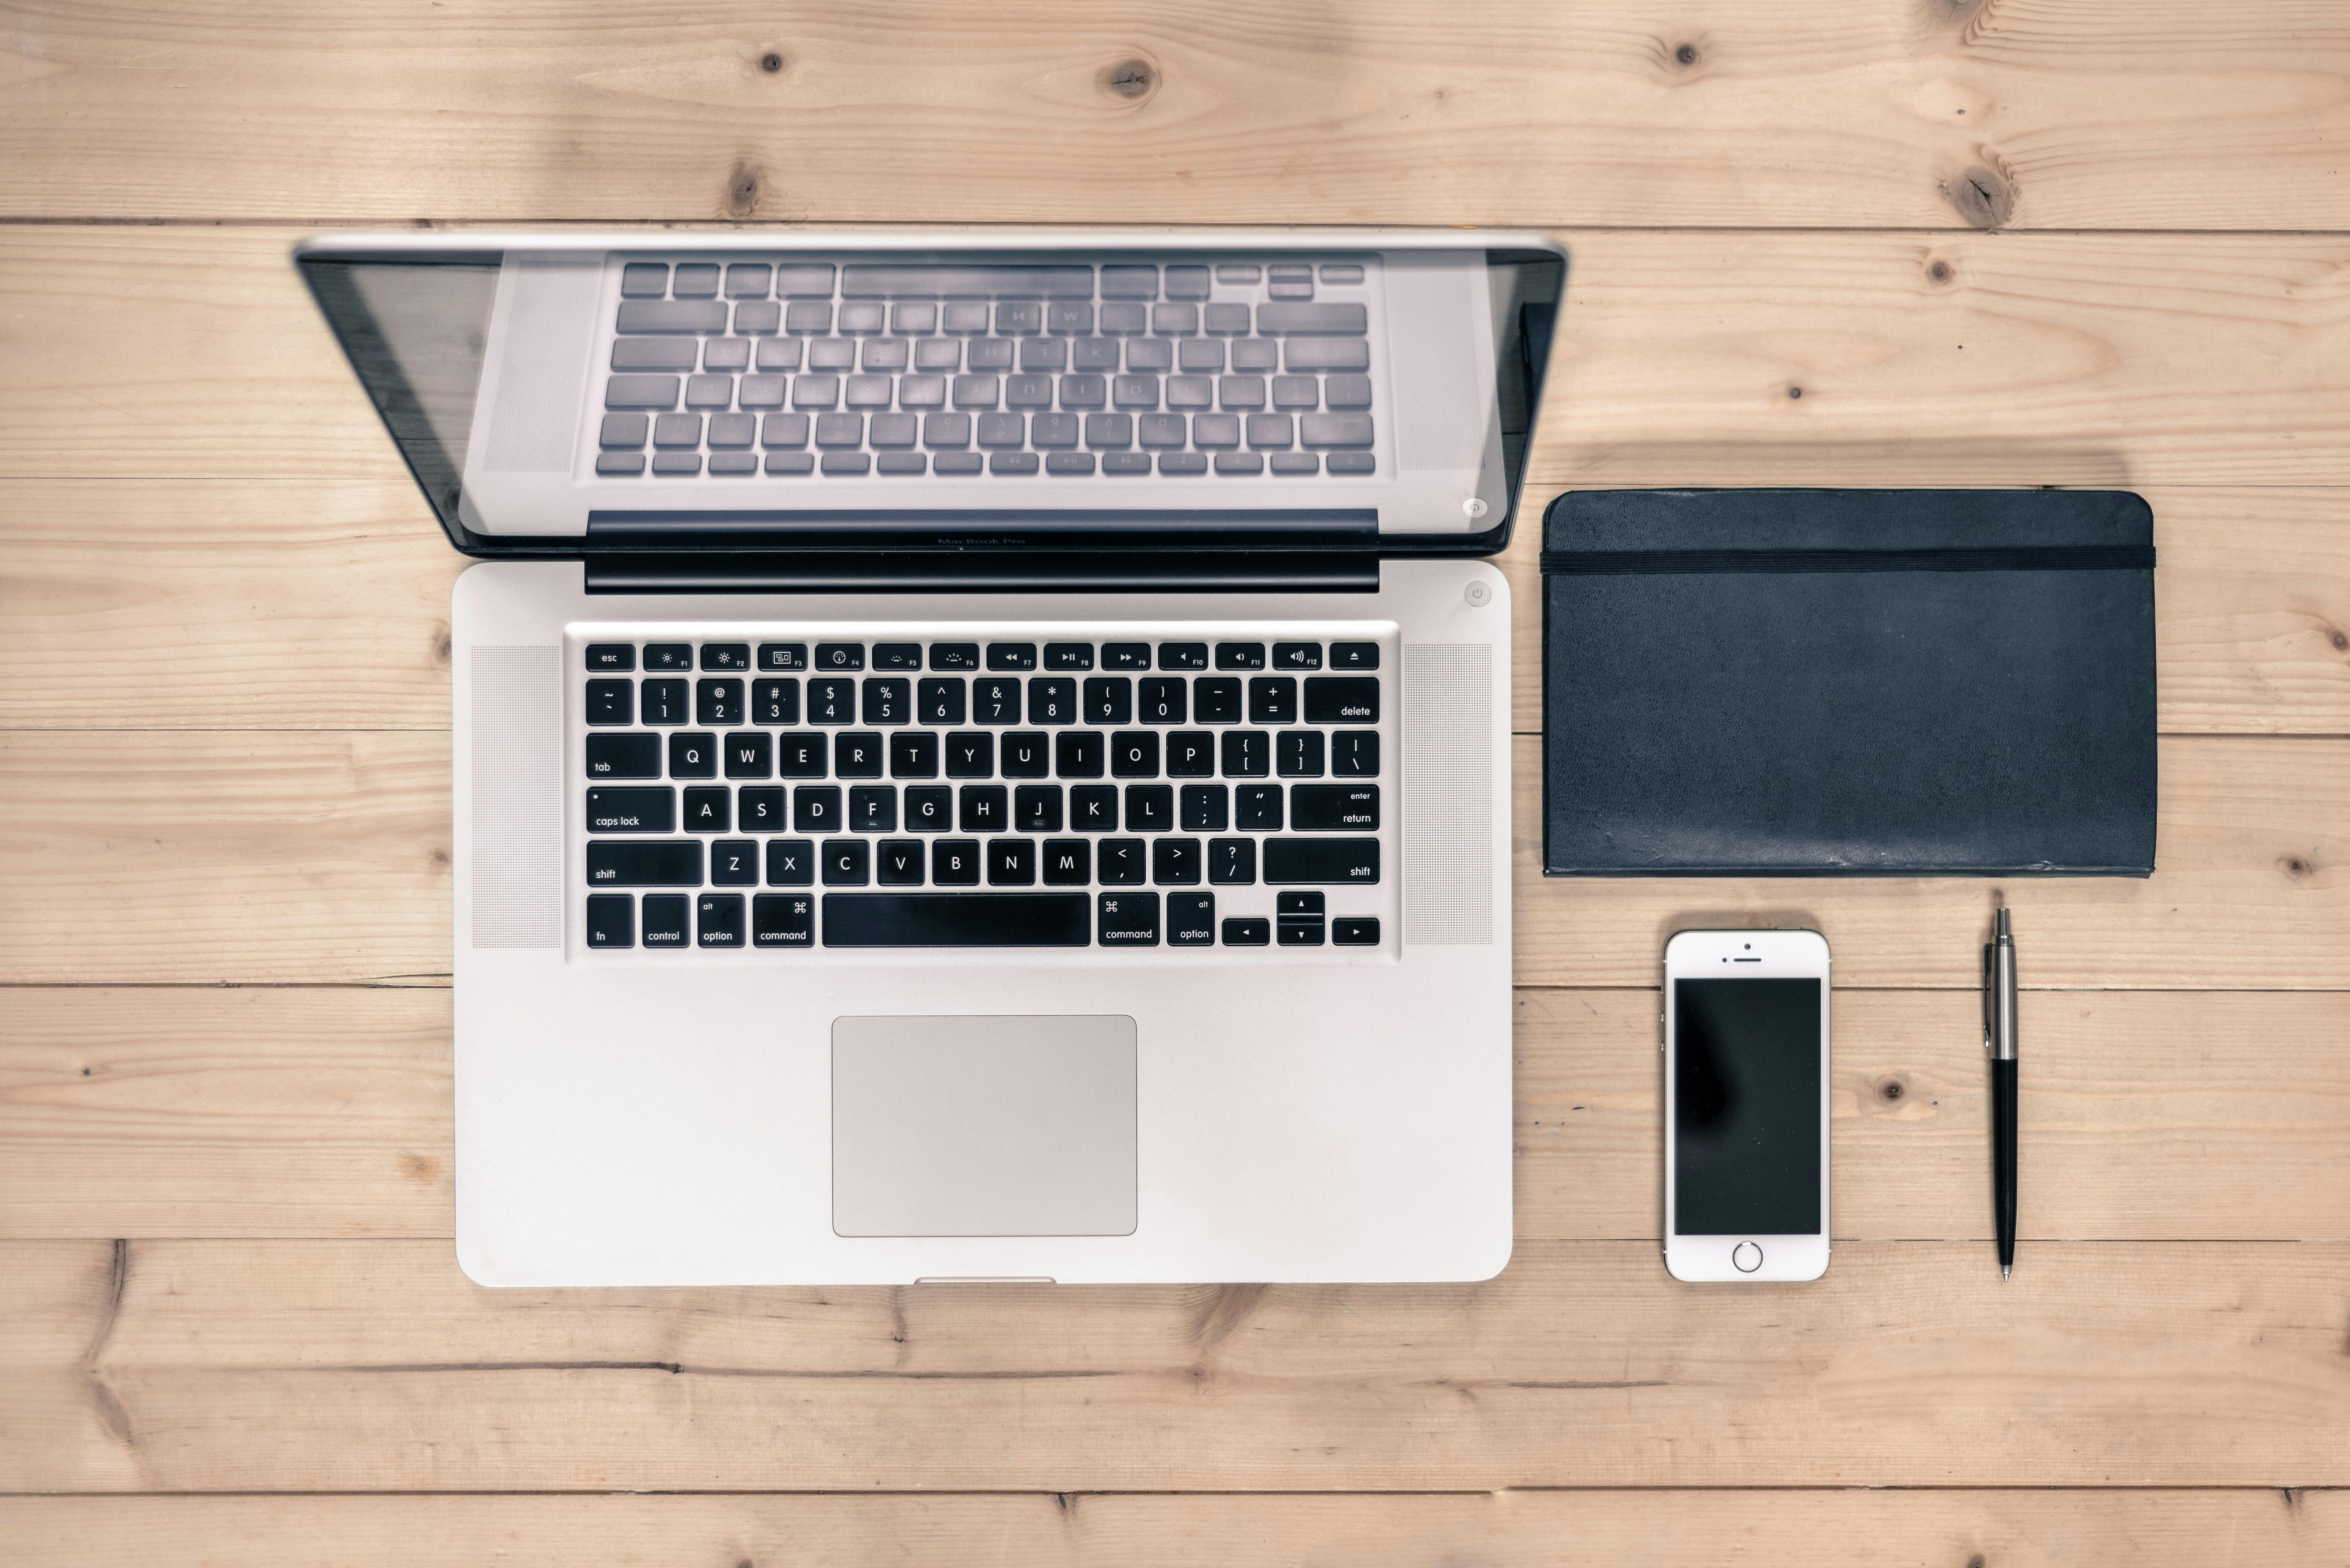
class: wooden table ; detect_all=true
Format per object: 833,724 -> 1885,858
5,3 -> 2348,1561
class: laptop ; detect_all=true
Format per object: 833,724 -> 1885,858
298,230 -> 1564,1285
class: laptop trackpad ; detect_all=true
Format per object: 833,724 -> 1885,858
831,1015 -> 1138,1238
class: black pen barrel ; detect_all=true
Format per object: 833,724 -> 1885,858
1991,1056 -> 2019,1273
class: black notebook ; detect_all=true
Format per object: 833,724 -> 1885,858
1541,489 -> 2157,877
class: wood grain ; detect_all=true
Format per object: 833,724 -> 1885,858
7,227 -> 2350,487
1523,231 -> 2350,491
10,1237 -> 2348,1490
2,1490 -> 2343,1568
9,985 -> 2348,1244
6,481 -> 2346,737
5,729 -> 2339,988
0,729 -> 451,986
0,481 -> 463,732
2,1 -> 2346,228
0,987 -> 452,1241
6,0 -> 2348,1541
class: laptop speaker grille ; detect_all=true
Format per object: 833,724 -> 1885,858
468,645 -> 563,949
1402,643 -> 1495,946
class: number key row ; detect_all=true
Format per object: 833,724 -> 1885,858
588,674 -> 1378,728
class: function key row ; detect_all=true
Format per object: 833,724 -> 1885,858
619,261 -> 1368,308
586,640 -> 1379,675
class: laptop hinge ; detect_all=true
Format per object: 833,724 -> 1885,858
583,549 -> 1380,595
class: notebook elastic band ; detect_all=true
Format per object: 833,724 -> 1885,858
1538,545 -> 2156,576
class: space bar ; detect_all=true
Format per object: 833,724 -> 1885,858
822,893 -> 1092,947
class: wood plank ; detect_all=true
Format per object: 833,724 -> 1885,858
0,988 -> 452,1241
0,729 -> 450,986
4,729 -> 2339,987
9,985 -> 2347,1245
1520,231 -> 2350,491
1,1490 -> 2343,1567
0,481 -> 463,733
0,229 -> 403,483
7,481 -> 2345,736
2,1 -> 2345,228
7,227 -> 2350,486
8,1237 -> 2346,1489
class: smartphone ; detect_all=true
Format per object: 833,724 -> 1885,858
1662,928 -> 1831,1282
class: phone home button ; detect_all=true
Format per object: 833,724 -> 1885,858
1732,1241 -> 1763,1273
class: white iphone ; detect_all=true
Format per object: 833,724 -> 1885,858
1663,928 -> 1831,1282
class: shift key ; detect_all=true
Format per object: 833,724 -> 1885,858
1263,837 -> 1380,885
587,840 -> 703,886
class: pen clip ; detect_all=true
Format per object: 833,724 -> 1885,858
1981,941 -> 1995,1051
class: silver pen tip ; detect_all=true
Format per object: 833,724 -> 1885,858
2001,1264 -> 2011,1281
1997,907 -> 2011,938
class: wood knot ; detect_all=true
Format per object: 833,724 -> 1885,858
2280,854 -> 2317,881
431,626 -> 453,666
1878,1078 -> 1905,1103
1927,258 -> 1955,285
1101,57 -> 1156,101
1786,385 -> 1804,399
430,847 -> 452,870
1941,162 -> 2015,230
758,51 -> 783,73
1673,42 -> 1700,67
724,162 -> 762,218
2327,625 -> 2349,652
1967,1556 -> 1988,1568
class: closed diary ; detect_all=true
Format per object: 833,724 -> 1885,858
1541,489 -> 2157,876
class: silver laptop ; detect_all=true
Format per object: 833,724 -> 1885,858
299,229 -> 1564,1285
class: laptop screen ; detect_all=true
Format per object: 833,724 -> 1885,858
299,236 -> 1562,553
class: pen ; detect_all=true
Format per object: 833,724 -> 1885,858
1982,908 -> 2019,1280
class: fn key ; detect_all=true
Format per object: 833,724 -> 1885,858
586,894 -> 634,947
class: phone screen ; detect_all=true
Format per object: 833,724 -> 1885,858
1673,977 -> 1823,1235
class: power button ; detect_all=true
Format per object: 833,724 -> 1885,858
1732,1241 -> 1763,1273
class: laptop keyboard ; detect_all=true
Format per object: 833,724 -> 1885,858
592,257 -> 1379,483
574,629 -> 1391,953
